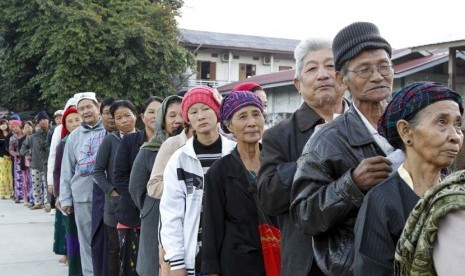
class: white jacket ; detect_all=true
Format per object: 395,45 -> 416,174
159,135 -> 235,275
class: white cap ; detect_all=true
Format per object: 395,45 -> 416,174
54,110 -> 64,117
74,92 -> 98,105
64,97 -> 78,110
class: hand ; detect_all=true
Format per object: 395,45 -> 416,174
55,200 -> 61,211
62,206 -> 73,215
47,185 -> 54,194
110,189 -> 119,197
352,156 -> 392,191
169,268 -> 187,276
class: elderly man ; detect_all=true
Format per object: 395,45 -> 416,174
60,92 -> 105,276
290,22 -> 395,275
257,38 -> 347,275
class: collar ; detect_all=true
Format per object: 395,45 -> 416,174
343,106 -> 377,147
353,104 -> 378,135
295,102 -> 325,132
398,163 -> 414,191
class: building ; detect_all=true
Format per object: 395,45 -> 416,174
179,30 -> 465,127
179,29 -> 299,88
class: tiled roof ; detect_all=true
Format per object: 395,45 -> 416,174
179,29 -> 300,54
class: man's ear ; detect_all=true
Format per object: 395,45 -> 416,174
293,78 -> 301,95
336,71 -> 348,92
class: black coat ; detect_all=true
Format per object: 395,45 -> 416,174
353,172 -> 419,276
291,105 -> 387,275
202,148 -> 265,276
113,130 -> 146,227
257,102 -> 324,275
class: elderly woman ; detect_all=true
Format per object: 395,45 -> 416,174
353,81 -> 464,276
201,91 -> 269,275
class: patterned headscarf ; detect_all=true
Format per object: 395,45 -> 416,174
220,91 -> 263,133
378,81 -> 463,149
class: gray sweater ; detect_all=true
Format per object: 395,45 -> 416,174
94,132 -> 121,226
59,122 -> 105,207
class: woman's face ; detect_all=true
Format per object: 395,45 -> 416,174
227,105 -> 264,144
142,100 -> 162,132
0,123 -> 8,131
23,124 -> 33,135
187,103 -> 218,134
164,102 -> 183,136
114,106 -> 136,134
407,100 -> 463,168
65,113 -> 82,134
11,124 -> 22,134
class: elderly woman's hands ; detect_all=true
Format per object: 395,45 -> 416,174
352,156 -> 392,191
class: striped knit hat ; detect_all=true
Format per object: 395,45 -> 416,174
333,22 -> 391,71
181,85 -> 222,123
220,91 -> 263,133
378,81 -> 463,149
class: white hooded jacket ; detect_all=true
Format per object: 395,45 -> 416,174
159,135 -> 235,275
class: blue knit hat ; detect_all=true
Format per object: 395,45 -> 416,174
35,110 -> 49,122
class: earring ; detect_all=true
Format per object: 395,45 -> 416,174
406,139 -> 412,145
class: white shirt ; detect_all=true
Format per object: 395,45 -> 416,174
353,104 -> 394,156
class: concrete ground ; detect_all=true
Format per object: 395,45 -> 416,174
0,199 -> 68,276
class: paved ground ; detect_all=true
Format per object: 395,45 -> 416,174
0,199 -> 68,276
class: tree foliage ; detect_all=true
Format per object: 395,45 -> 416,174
0,0 -> 194,112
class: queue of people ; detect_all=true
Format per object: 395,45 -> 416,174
2,20 -> 465,276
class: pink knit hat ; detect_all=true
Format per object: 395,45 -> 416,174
181,85 -> 222,123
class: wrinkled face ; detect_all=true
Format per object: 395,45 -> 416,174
23,124 -> 33,136
294,48 -> 339,107
187,103 -> 218,134
227,105 -> 264,144
77,99 -> 100,126
114,107 -> 136,134
101,105 -> 116,132
142,100 -> 162,133
164,102 -> 183,136
55,115 -> 62,125
407,100 -> 463,168
340,49 -> 393,103
65,113 -> 82,134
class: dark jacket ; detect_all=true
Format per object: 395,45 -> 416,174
202,148 -> 265,276
290,105 -> 386,275
257,102 -> 324,275
353,172 -> 419,276
20,129 -> 49,171
94,132 -> 121,227
129,148 -> 159,276
113,130 -> 146,227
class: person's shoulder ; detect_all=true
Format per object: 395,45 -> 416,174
365,173 -> 402,202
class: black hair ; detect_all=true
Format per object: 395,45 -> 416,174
100,97 -> 117,114
109,100 -> 137,118
140,96 -> 163,114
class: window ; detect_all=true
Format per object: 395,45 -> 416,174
239,64 -> 256,80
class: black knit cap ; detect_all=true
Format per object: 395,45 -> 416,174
333,22 -> 392,71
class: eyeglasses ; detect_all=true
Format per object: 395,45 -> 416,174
348,65 -> 393,79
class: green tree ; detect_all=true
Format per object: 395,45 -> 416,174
0,0 -> 194,112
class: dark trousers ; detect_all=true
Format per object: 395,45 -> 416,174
118,229 -> 140,276
106,225 -> 120,276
